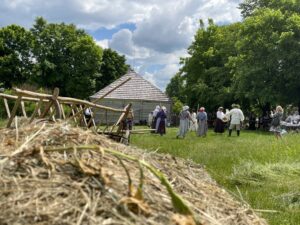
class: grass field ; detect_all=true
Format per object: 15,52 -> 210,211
131,128 -> 300,225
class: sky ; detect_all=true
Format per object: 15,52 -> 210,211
0,0 -> 243,91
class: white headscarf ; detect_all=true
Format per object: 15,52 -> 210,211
183,105 -> 189,111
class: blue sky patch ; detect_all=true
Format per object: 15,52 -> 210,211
87,22 -> 136,40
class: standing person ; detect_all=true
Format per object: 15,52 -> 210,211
176,106 -> 193,138
196,107 -> 208,137
84,107 -> 93,128
125,110 -> 134,130
225,104 -> 245,137
151,106 -> 160,132
189,110 -> 198,131
270,105 -> 284,139
148,112 -> 153,127
214,107 -> 225,133
156,106 -> 167,136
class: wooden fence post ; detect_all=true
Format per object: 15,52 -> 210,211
40,87 -> 59,118
20,101 -> 27,118
30,99 -> 43,123
3,98 -> 11,118
7,95 -> 22,128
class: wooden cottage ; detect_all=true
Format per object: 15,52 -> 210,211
90,70 -> 172,125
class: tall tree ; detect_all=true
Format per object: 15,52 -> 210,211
0,25 -> 33,88
239,0 -> 300,18
31,17 -> 103,99
166,73 -> 186,103
179,20 -> 241,112
96,48 -> 129,91
231,7 -> 300,111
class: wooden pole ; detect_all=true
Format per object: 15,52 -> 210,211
60,103 -> 66,119
29,99 -> 43,123
14,88 -> 124,112
49,106 -> 56,122
3,98 -> 11,118
7,95 -> 22,128
20,101 -> 27,118
40,88 -> 60,118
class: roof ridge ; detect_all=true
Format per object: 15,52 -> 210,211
90,70 -> 170,102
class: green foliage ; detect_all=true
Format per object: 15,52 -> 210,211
167,1 -> 300,115
166,73 -> 186,103
0,17 -> 129,100
178,21 -> 240,112
30,17 -> 103,99
96,48 -> 129,91
232,7 -> 300,109
171,97 -> 183,114
0,25 -> 34,88
0,89 -> 14,119
239,0 -> 300,18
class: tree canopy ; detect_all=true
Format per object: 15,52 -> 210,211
167,0 -> 300,114
0,17 -> 129,99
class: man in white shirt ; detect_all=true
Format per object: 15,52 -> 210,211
225,104 -> 245,137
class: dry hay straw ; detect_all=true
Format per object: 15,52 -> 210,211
0,119 -> 267,225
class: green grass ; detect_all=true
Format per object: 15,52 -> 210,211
131,128 -> 300,225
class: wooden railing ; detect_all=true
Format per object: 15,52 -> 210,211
0,88 -> 129,137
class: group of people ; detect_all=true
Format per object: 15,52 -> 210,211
176,103 -> 285,140
176,106 -> 209,138
143,101 -> 287,140
149,105 -> 168,136
176,104 -> 245,138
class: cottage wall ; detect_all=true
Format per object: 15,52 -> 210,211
90,98 -> 171,125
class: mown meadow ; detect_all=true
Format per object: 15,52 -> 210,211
131,128 -> 300,225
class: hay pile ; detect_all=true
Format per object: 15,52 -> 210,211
0,120 -> 267,225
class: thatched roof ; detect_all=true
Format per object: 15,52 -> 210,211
91,70 -> 171,102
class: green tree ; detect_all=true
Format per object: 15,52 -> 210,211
96,48 -> 129,91
179,20 -> 240,112
171,97 -> 184,115
0,25 -> 33,88
165,73 -> 186,103
231,7 -> 300,112
31,17 -> 103,99
239,0 -> 300,18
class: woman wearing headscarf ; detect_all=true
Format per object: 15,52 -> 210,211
214,107 -> 225,133
151,105 -> 160,131
189,110 -> 198,131
156,106 -> 167,136
176,106 -> 193,138
196,107 -> 208,137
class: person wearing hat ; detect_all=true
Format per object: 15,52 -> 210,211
176,105 -> 194,138
214,106 -> 225,133
225,104 -> 245,137
196,107 -> 208,137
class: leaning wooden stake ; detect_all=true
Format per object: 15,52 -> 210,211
29,99 -> 43,123
40,87 -> 60,118
6,96 -> 22,128
3,98 -> 11,118
20,101 -> 27,118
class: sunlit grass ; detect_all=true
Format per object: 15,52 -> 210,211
131,127 -> 300,225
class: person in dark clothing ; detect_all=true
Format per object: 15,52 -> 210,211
156,106 -> 167,135
214,107 -> 225,133
270,106 -> 284,139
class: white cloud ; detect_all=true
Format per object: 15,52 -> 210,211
95,39 -> 109,49
0,0 -> 243,90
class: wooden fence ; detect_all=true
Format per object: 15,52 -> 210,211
0,88 -> 133,143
